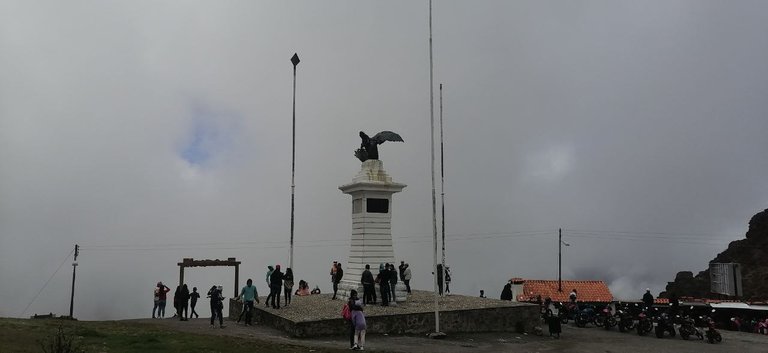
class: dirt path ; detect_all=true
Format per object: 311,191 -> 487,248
134,317 -> 768,353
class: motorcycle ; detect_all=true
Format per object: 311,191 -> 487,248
654,311 -> 676,338
597,305 -> 617,330
554,302 -> 570,324
636,308 -> 653,336
575,305 -> 597,328
678,314 -> 703,340
616,305 -> 636,333
703,310 -> 722,344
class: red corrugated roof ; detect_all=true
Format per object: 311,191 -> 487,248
515,279 -> 613,303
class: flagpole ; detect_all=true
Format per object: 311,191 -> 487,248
428,0 -> 443,337
290,53 -> 300,271
439,83 -> 446,297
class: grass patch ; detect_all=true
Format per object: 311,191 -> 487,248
0,318 -> 350,353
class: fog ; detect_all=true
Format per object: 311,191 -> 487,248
2,1 -> 767,319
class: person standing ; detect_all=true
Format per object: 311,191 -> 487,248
238,278 -> 259,326
569,289 -> 578,303
642,288 -> 654,310
190,287 -> 200,318
435,264 -> 444,296
330,261 -> 338,286
173,285 -> 181,318
179,284 -> 190,321
344,290 -> 363,350
332,263 -> 343,300
388,263 -> 398,304
377,264 -> 389,306
444,266 -> 452,295
156,282 -> 170,318
283,268 -> 294,306
270,265 -> 284,309
361,264 -> 376,305
208,285 -> 225,328
264,266 -> 274,307
500,281 -> 513,301
402,263 -> 412,294
398,261 -> 406,283
351,294 -> 367,350
152,285 -> 160,318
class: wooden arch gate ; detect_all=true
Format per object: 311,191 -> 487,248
178,257 -> 241,297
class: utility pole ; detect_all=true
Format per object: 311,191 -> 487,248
290,53 -> 300,271
558,228 -> 562,292
69,244 -> 79,319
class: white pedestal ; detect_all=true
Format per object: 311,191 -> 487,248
337,160 -> 408,302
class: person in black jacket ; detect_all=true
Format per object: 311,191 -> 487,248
283,268 -> 294,306
378,263 -> 390,306
179,284 -> 190,321
500,281 -> 513,301
388,263 -> 398,304
642,288 -> 654,310
360,264 -> 376,304
270,265 -> 284,309
332,263 -> 343,300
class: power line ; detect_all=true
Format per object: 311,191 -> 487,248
18,248 -> 75,317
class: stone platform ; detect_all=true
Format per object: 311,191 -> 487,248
229,290 -> 539,338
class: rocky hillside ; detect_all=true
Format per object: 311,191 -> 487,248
662,209 -> 768,300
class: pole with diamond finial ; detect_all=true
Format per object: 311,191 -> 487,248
289,53 -> 300,271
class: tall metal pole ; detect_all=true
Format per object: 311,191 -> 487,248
69,244 -> 78,318
439,83 -> 446,296
290,53 -> 300,271
558,228 -> 562,292
428,0 -> 440,334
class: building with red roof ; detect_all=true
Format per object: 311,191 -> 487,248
511,279 -> 613,303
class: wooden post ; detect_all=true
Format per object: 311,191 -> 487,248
234,264 -> 240,297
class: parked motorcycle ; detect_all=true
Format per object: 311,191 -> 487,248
636,308 -> 653,336
554,302 -> 570,324
599,305 -> 617,330
703,310 -> 722,344
616,304 -> 636,333
655,311 -> 676,338
575,305 -> 597,328
678,314 -> 703,340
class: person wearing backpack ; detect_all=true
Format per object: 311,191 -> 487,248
343,290 -> 362,349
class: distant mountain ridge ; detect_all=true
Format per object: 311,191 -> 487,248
662,209 -> 768,300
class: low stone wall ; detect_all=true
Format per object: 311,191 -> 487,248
230,298 -> 539,338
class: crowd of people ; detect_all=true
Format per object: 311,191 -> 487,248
150,259 -> 455,340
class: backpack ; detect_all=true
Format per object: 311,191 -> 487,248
341,303 -> 351,321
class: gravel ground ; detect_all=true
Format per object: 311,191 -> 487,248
137,316 -> 768,353
253,290 -> 528,322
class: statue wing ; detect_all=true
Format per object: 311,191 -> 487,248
371,131 -> 404,145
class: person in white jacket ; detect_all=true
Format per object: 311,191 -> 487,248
402,263 -> 412,294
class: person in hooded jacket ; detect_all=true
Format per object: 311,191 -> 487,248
500,281 -> 514,301
377,264 -> 389,306
270,265 -> 284,309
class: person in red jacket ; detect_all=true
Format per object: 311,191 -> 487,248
156,282 -> 171,318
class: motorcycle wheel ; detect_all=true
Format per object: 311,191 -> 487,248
576,318 -> 585,328
655,326 -> 664,338
715,333 -> 722,343
594,317 -> 604,327
560,316 -> 568,324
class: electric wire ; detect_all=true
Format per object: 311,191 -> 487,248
17,248 -> 75,317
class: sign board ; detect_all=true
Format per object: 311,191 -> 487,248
710,263 -> 743,297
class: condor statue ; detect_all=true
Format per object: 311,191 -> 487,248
354,131 -> 404,162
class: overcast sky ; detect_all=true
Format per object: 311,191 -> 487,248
2,1 -> 768,320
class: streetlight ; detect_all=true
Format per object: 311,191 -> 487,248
289,53 -> 300,271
